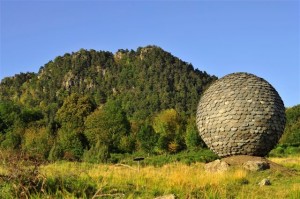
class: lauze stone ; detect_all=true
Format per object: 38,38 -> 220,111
196,72 -> 286,157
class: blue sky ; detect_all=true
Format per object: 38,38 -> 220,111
0,0 -> 299,107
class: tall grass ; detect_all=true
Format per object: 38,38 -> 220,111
42,162 -> 246,198
269,156 -> 300,170
1,156 -> 299,198
39,159 -> 299,198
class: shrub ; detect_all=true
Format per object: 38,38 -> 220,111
285,146 -> 300,155
0,152 -> 46,198
82,143 -> 110,163
42,175 -> 97,198
269,145 -> 300,157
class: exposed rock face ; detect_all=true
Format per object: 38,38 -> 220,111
204,159 -> 230,172
221,155 -> 297,175
196,72 -> 286,157
243,160 -> 270,171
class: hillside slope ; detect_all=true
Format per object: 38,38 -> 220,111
0,46 -> 299,161
0,46 -> 216,120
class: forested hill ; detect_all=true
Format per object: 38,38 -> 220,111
0,45 -> 216,120
0,46 -> 299,161
0,46 -> 217,160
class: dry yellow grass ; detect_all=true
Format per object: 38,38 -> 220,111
0,166 -> 7,176
42,162 -> 247,184
41,161 -> 249,198
30,157 -> 300,198
269,156 -> 300,166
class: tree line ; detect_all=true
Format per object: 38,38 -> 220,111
0,46 -> 298,162
0,46 -> 215,162
0,94 -> 206,162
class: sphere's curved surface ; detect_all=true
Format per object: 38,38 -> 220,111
196,72 -> 286,157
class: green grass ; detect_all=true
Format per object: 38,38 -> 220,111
0,154 -> 299,198
108,149 -> 218,167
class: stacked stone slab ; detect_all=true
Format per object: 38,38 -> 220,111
196,72 -> 286,157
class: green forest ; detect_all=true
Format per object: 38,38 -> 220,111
0,46 -> 299,163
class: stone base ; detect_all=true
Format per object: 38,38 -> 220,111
221,155 -> 268,166
205,155 -> 296,175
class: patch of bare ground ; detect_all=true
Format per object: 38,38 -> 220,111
221,155 -> 298,176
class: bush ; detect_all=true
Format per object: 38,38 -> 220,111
0,152 -> 46,198
269,146 -> 285,157
285,146 -> 300,155
142,149 -> 218,167
109,153 -> 126,164
82,143 -> 110,163
48,143 -> 64,161
57,127 -> 84,161
1,130 -> 22,149
269,145 -> 300,157
22,126 -> 52,159
41,175 -> 97,198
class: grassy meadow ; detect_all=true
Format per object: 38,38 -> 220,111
0,154 -> 299,198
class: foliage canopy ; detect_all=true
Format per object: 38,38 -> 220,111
0,45 -> 298,160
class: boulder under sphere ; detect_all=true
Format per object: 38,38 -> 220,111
196,72 -> 286,157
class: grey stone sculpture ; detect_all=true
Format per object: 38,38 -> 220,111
196,72 -> 286,157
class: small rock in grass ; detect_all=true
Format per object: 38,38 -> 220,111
259,178 -> 271,186
154,194 -> 176,199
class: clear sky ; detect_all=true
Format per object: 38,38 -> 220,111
0,0 -> 299,107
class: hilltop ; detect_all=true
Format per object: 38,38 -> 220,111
0,45 -> 217,160
0,46 -> 216,119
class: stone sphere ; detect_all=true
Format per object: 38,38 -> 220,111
196,72 -> 286,157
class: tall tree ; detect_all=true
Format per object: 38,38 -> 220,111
153,109 -> 184,153
136,124 -> 158,153
56,93 -> 95,129
55,94 -> 95,160
185,117 -> 205,150
84,99 -> 130,153
280,105 -> 300,146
